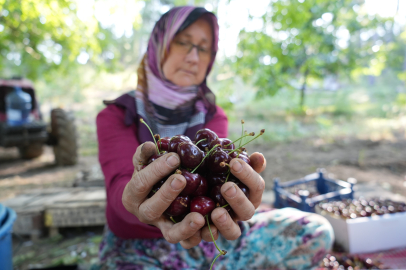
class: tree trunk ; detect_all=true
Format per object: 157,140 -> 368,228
300,69 -> 309,108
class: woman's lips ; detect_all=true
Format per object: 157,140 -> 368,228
180,69 -> 195,76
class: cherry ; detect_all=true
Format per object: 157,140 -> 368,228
208,148 -> 231,174
147,151 -> 167,164
190,196 -> 216,217
177,141 -> 203,169
165,195 -> 190,216
177,169 -> 201,196
236,182 -> 250,199
221,138 -> 235,150
236,154 -> 251,166
195,128 -> 218,151
158,136 -> 170,152
168,135 -> 191,152
148,178 -> 166,198
191,175 -> 208,197
207,173 -> 228,186
210,184 -> 231,212
208,138 -> 222,151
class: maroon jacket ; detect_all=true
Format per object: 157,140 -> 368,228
96,93 -> 228,239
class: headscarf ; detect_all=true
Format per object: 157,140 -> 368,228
135,6 -> 219,137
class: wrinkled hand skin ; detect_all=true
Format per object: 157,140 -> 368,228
122,141 -> 267,249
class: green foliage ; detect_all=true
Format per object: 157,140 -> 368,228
0,0 -> 119,81
234,0 -> 391,108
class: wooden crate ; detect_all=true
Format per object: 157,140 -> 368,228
44,189 -> 106,231
1,187 -> 106,239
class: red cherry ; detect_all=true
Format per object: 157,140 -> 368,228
191,175 -> 208,197
168,135 -> 191,152
158,137 -> 170,152
147,151 -> 167,164
221,138 -> 235,150
165,195 -> 190,216
208,149 -> 231,174
210,184 -> 231,211
177,141 -> 204,169
147,178 -> 166,198
236,182 -> 250,199
190,196 -> 216,217
208,138 -> 222,151
195,128 -> 218,151
178,169 -> 201,196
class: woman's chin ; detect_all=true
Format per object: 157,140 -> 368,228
173,78 -> 196,87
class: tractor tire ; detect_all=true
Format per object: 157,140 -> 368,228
19,143 -> 44,159
50,108 -> 78,166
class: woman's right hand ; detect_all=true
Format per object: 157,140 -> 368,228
122,141 -> 212,249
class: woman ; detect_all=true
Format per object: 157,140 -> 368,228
93,6 -> 333,270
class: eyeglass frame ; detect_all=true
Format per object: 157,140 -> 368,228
172,40 -> 214,61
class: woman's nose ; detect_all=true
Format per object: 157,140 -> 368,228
185,46 -> 199,63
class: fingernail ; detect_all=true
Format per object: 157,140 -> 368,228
225,185 -> 237,197
140,143 -> 146,152
190,221 -> 200,229
170,177 -> 184,190
166,155 -> 179,167
217,212 -> 227,223
232,160 -> 243,173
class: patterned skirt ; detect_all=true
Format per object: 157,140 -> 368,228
90,207 -> 334,270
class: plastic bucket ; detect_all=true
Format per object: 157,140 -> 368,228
0,205 -> 17,270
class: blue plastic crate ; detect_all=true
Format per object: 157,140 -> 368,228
273,168 -> 355,212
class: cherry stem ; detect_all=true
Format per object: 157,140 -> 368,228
239,120 -> 245,148
224,172 -> 230,183
224,134 -> 253,147
205,215 -> 224,255
190,144 -> 222,173
170,216 -> 177,224
140,119 -> 160,154
210,253 -> 222,270
228,130 -> 265,156
222,204 -> 229,208
195,138 -> 206,146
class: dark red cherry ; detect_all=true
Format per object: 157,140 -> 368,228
208,138 -> 222,151
168,135 -> 191,152
237,154 -> 251,166
158,137 -> 170,152
165,195 -> 190,216
208,149 -> 232,174
207,173 -> 228,186
147,151 -> 167,164
195,128 -> 218,151
194,151 -> 208,175
237,182 -> 250,199
177,141 -> 204,169
148,178 -> 166,198
190,196 -> 216,217
210,185 -> 229,208
221,138 -> 235,150
191,175 -> 208,197
178,169 -> 201,196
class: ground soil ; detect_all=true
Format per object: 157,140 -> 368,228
1,136 -> 406,268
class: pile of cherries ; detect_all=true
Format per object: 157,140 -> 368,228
319,253 -> 386,269
319,198 -> 406,219
141,119 -> 264,269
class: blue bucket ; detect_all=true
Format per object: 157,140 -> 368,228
0,204 -> 17,270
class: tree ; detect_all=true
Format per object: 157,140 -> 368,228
0,0 -> 117,81
234,0 -> 390,108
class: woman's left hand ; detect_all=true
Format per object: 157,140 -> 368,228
200,152 -> 266,243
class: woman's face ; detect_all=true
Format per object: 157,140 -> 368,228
162,18 -> 213,87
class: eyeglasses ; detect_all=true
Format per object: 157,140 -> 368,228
172,40 -> 213,62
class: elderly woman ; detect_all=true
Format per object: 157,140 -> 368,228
93,6 -> 333,270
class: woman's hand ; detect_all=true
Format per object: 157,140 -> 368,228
201,153 -> 266,242
122,142 -> 206,249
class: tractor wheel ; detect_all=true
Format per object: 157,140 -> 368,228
19,143 -> 44,159
50,108 -> 78,166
